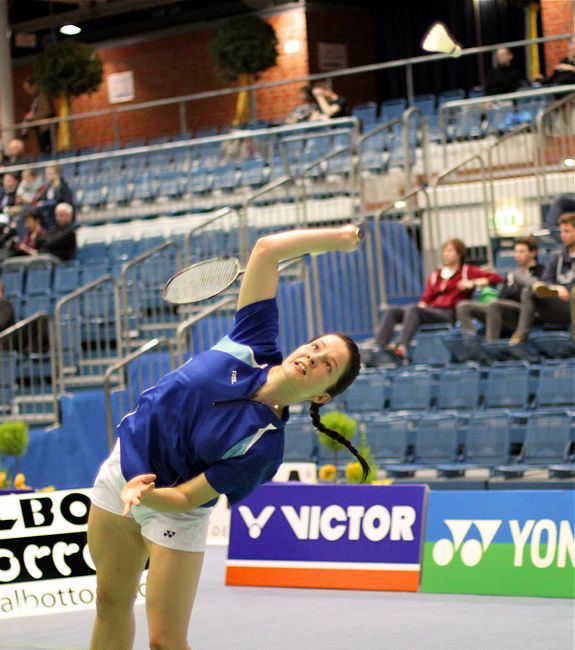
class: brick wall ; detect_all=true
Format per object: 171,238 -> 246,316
540,0 -> 574,75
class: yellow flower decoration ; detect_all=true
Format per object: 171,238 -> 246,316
0,471 -> 7,487
345,461 -> 364,484
13,473 -> 32,490
319,464 -> 337,482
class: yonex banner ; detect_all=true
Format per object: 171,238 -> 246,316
420,491 -> 575,598
226,483 -> 428,591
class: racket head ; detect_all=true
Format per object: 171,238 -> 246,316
161,256 -> 241,305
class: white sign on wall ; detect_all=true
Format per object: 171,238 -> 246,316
317,42 -> 348,71
107,71 -> 135,104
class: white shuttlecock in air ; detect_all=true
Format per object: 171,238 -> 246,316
422,22 -> 462,58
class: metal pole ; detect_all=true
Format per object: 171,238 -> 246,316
0,0 -> 15,148
473,0 -> 486,89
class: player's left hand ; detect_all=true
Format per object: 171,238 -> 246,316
121,473 -> 157,516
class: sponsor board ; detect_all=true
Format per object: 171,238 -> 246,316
0,489 -> 146,618
421,491 -> 575,598
226,483 -> 428,591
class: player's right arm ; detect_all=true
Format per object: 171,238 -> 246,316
237,224 -> 362,310
121,472 -> 219,516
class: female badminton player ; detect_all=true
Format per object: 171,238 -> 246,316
88,224 -> 369,650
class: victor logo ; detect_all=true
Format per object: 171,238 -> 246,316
432,519 -> 502,567
238,504 -> 417,542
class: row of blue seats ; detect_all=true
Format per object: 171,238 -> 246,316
338,361 -> 574,412
284,409 -> 574,480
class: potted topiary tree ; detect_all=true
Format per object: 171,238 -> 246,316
345,429 -> 378,484
0,420 -> 32,493
317,410 -> 357,481
33,39 -> 103,151
210,15 -> 278,125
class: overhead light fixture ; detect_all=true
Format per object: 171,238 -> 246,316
60,24 -> 82,36
564,158 -> 575,168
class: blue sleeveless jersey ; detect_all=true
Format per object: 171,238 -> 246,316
118,298 -> 289,505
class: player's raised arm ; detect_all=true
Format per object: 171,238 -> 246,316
237,224 -> 362,310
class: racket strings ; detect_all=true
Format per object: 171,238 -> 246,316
162,257 -> 240,304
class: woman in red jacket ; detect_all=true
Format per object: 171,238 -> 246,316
372,238 -> 502,362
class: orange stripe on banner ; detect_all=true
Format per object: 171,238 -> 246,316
225,566 -> 419,592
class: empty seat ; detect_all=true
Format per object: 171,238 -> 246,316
341,369 -> 385,413
388,367 -> 433,411
1,266 -> 25,299
436,365 -> 480,410
365,414 -> 409,464
529,331 -> 575,360
53,263 -> 81,296
22,294 -> 52,318
24,263 -> 53,296
411,324 -> 452,366
379,97 -> 407,121
536,359 -> 575,408
283,418 -> 318,462
484,361 -> 530,409
386,413 -> 459,477
494,410 -> 573,478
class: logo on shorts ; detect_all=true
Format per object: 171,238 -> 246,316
231,370 -> 237,384
164,530 -> 176,538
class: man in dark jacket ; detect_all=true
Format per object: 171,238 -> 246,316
456,236 -> 544,340
511,213 -> 575,343
37,202 -> 77,261
485,48 -> 523,96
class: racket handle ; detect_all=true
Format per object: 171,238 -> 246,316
355,223 -> 366,244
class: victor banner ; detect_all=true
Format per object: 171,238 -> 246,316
226,483 -> 428,591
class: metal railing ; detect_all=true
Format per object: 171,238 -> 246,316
54,275 -> 123,391
0,312 -> 58,425
103,337 -> 175,451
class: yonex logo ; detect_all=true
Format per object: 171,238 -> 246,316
163,530 -> 176,538
432,519 -> 502,567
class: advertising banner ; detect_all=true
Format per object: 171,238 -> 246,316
421,491 -> 575,598
0,489 -> 147,619
226,483 -> 428,591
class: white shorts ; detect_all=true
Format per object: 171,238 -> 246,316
91,440 -> 212,553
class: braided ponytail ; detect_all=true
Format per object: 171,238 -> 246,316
309,401 -> 371,482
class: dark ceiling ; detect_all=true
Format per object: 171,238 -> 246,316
9,0 -> 299,58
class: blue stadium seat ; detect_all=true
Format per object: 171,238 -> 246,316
437,410 -> 511,477
53,263 -> 81,296
364,414 -> 409,464
283,417 -> 318,462
388,367 -> 433,411
484,361 -> 530,409
240,159 -> 267,188
0,352 -> 16,413
436,365 -> 480,410
494,410 -> 573,478
438,89 -> 465,106
494,250 -> 517,274
77,242 -> 109,266
190,168 -> 213,195
352,102 -> 378,129
108,238 -> 136,263
411,324 -> 452,366
22,294 -> 52,318
81,263 -> 110,285
1,266 -> 25,299
529,331 -> 575,360
341,369 -> 386,413
379,97 -> 407,121
386,413 -> 459,477
24,263 -> 53,296
535,359 -> 575,408
441,332 -> 488,364
132,171 -> 158,202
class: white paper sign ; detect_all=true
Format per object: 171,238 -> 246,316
107,71 -> 135,104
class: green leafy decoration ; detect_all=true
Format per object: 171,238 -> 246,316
210,15 -> 278,81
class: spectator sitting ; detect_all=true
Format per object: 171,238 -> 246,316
16,168 -> 43,206
35,202 -> 77,261
538,37 -> 575,87
285,86 -> 318,124
510,212 -> 575,344
13,211 -> 45,257
2,138 -> 28,177
310,83 -> 348,120
543,193 -> 575,231
370,238 -> 503,364
35,165 -> 75,229
485,48 -> 524,96
0,280 -> 15,332
456,236 -> 544,340
0,173 -> 20,214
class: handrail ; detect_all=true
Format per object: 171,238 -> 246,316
4,32 -> 572,141
103,337 -> 175,450
183,206 -> 240,265
54,274 -> 123,393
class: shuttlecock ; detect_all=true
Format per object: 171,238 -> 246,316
422,22 -> 462,58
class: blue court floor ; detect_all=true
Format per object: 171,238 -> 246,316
1,546 -> 573,650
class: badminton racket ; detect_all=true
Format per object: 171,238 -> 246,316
162,224 -> 366,305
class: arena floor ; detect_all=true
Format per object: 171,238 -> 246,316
1,546 -> 573,650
